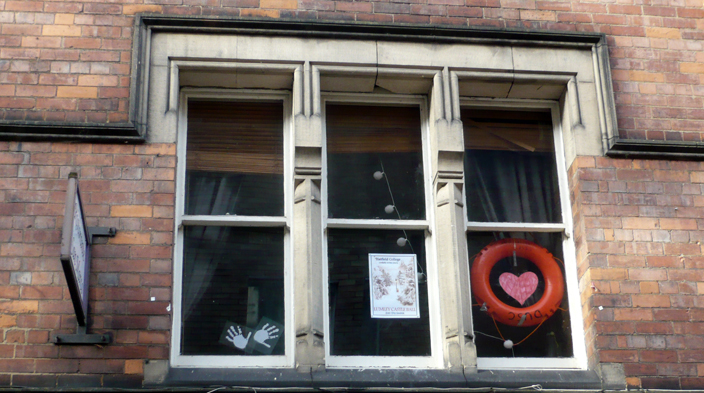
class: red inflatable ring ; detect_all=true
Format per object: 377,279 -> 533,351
471,238 -> 564,327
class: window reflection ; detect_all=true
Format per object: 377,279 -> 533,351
328,229 -> 430,356
463,109 -> 561,223
327,105 -> 425,220
181,226 -> 285,356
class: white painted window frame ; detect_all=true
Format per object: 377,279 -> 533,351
321,93 -> 443,369
171,89 -> 295,368
147,30 -> 617,373
462,98 -> 588,370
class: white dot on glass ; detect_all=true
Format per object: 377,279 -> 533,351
373,171 -> 384,180
396,237 -> 407,247
385,205 -> 395,214
503,340 -> 514,349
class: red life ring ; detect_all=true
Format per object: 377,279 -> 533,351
471,239 -> 564,327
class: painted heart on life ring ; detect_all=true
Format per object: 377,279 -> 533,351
499,272 -> 538,306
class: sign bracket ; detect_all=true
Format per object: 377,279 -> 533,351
55,173 -> 117,346
54,326 -> 113,345
54,227 -> 116,345
87,226 -> 117,244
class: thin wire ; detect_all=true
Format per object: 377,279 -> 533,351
378,160 -> 422,275
473,330 -> 504,341
486,312 -> 548,347
491,316 -> 506,341
514,317 -> 548,346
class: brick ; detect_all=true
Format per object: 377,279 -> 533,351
12,374 -> 57,388
680,350 -> 704,362
123,5 -> 164,14
134,144 -> 176,156
600,350 -> 638,363
632,294 -> 672,308
589,268 -> 628,280
629,268 -> 668,281
0,359 -> 35,373
681,63 -> 704,74
21,37 -> 63,49
519,9 -> 554,20
641,350 -> 677,363
42,25 -> 82,37
0,300 -> 39,313
623,217 -> 659,229
27,330 -> 49,343
5,1 -> 43,11
594,294 -> 632,307
78,75 -> 119,87
0,315 -> 17,328
109,231 -> 151,245
106,287 -> 148,301
56,86 -> 98,98
36,98 -> 77,111
636,322 -> 674,334
646,256 -> 683,268
141,274 -> 171,286
645,27 -> 681,39
615,308 -> 653,321
78,359 -> 124,374
130,246 -> 171,259
608,255 -> 645,267
640,282 -> 659,294
125,359 -> 143,374
138,331 -> 169,344
629,71 -> 665,83
0,243 -> 43,257
80,51 -> 120,62
21,286 -> 63,300
64,38 -> 102,50
110,205 -> 152,218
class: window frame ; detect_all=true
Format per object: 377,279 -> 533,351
137,22 -> 623,388
321,93 -> 443,369
171,89 -> 295,368
462,98 -> 588,370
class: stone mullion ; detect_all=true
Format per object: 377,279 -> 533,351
429,68 -> 476,374
292,62 -> 325,373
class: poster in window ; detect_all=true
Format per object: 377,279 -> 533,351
369,254 -> 420,319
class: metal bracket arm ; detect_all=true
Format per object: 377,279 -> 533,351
53,326 -> 112,346
86,226 -> 116,244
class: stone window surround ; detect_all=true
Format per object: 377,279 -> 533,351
143,20 -> 618,389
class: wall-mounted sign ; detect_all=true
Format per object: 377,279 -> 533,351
369,254 -> 420,319
60,173 -> 90,327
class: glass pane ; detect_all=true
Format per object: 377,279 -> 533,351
468,232 -> 573,358
328,228 -> 430,356
186,100 -> 284,216
463,109 -> 561,223
181,226 -> 285,356
327,104 -> 425,220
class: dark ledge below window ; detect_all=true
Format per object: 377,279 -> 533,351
607,138 -> 704,161
143,361 -> 603,391
0,121 -> 144,143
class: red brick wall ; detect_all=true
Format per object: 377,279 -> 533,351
0,141 -> 174,388
0,0 -> 703,138
571,156 -> 704,390
1,0 -> 704,389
